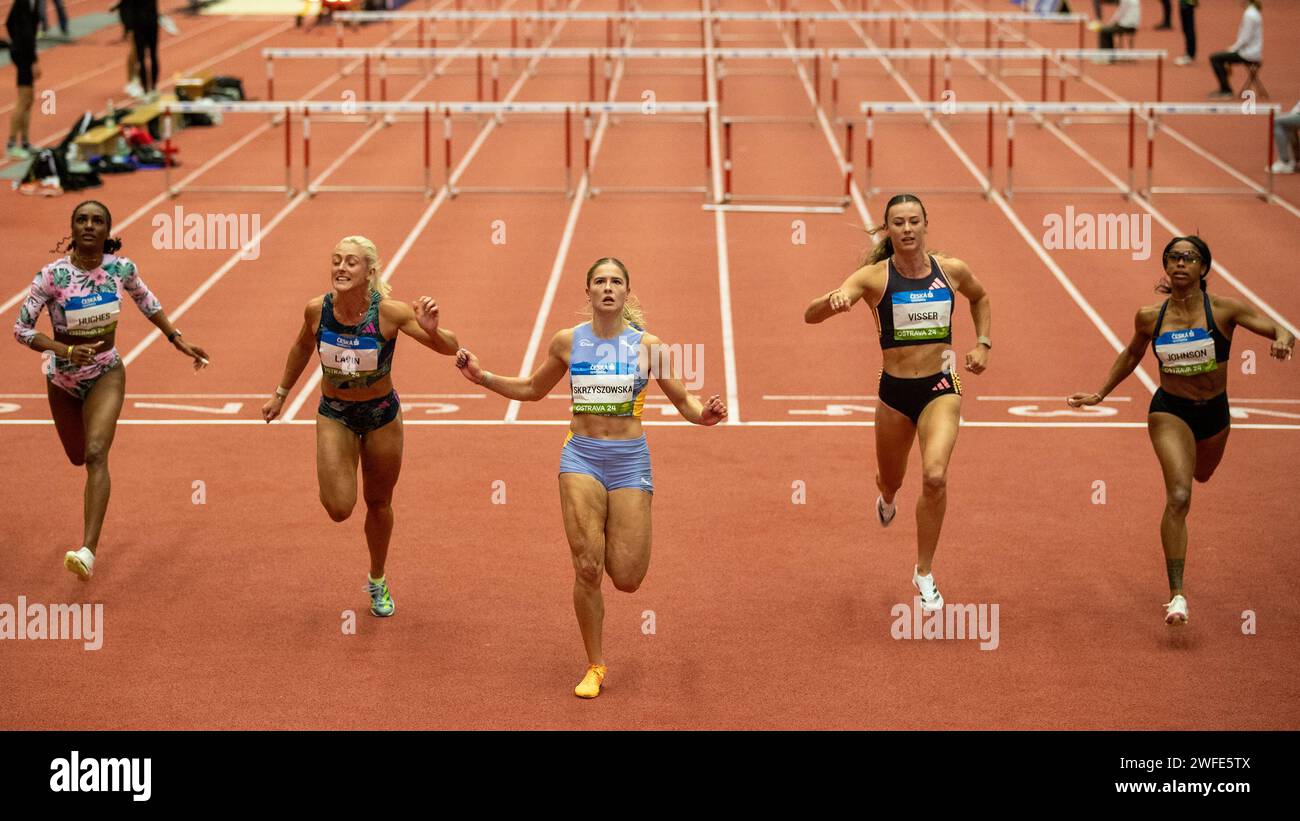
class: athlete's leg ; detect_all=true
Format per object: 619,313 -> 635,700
560,473 -> 610,666
874,401 -> 915,506
47,380 -> 87,466
1193,427 -> 1230,484
1149,412 -> 1197,599
913,394 -> 962,575
316,414 -> 360,522
358,413 -> 403,580
78,365 -> 125,553
603,488 -> 652,593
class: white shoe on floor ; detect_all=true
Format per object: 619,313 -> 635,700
912,566 -> 944,612
1174,55 -> 1194,66
1165,594 -> 1188,626
1270,160 -> 1296,174
876,494 -> 897,528
64,547 -> 94,581
124,81 -> 145,98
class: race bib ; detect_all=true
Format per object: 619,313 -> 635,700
319,330 -> 381,376
63,293 -> 121,336
571,361 -> 637,415
891,289 -> 952,341
1155,328 -> 1217,375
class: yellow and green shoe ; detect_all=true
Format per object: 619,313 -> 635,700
366,577 -> 395,618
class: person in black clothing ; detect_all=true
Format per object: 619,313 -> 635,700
123,0 -> 159,95
1155,0 -> 1172,29
38,0 -> 69,38
6,0 -> 40,159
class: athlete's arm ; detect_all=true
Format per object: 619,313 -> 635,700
390,296 -> 460,354
121,258 -> 210,369
944,256 -> 991,374
804,263 -> 881,324
262,299 -> 320,422
642,333 -> 727,425
1068,307 -> 1154,407
1215,296 -> 1295,361
456,329 -> 570,402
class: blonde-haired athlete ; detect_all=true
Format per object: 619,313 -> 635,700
456,257 -> 727,698
263,236 -> 460,617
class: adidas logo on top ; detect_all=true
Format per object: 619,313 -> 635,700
929,278 -> 947,290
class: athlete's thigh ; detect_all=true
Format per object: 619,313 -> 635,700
559,472 -> 609,562
1147,412 -> 1196,495
604,487 -> 652,585
915,393 -> 962,474
359,413 -> 404,504
317,414 -> 361,508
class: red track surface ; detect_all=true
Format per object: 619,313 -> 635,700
2,0 -> 1298,729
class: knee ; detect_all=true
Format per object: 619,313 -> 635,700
321,498 -> 354,522
82,440 -> 111,467
921,467 -> 947,496
1165,485 -> 1192,515
362,494 -> 392,513
611,574 -> 642,594
573,555 -> 604,589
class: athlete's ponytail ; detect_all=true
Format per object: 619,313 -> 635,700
1155,235 -> 1212,295
861,193 -> 927,266
339,235 -> 391,299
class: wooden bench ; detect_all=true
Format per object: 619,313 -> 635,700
120,95 -> 183,138
74,125 -> 123,160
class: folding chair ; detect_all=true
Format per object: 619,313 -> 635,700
1240,62 -> 1269,99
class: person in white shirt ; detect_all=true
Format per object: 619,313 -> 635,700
1209,0 -> 1263,98
1272,101 -> 1300,174
1097,0 -> 1140,51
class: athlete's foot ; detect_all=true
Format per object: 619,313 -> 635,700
912,566 -> 943,612
876,494 -> 897,527
64,547 -> 94,581
1165,594 -> 1188,626
366,576 -> 395,617
574,664 -> 607,699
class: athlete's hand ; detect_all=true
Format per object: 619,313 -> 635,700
1271,332 -> 1295,361
176,339 -> 210,371
262,395 -> 284,423
413,296 -> 440,336
1067,392 -> 1103,408
69,339 -> 107,365
828,289 -> 853,314
698,394 -> 727,426
964,345 -> 988,374
455,347 -> 485,385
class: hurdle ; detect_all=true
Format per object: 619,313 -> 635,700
857,101 -> 1282,201
859,102 -> 996,198
160,102 -> 296,199
161,99 -> 714,200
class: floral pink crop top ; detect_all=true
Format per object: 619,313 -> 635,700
13,255 -> 162,346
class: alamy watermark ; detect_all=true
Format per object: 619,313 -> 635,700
151,206 -> 262,260
1042,205 -> 1152,260
0,596 -> 103,650
891,597 -> 999,650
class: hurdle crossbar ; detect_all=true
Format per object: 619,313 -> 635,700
855,101 -> 1282,200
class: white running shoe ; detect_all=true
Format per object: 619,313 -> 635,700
124,80 -> 145,98
1174,55 -> 1194,66
64,547 -> 94,581
1270,160 -> 1296,175
876,494 -> 897,528
912,566 -> 943,612
1165,595 -> 1188,626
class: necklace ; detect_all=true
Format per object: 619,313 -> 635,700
334,293 -> 370,325
69,251 -> 102,272
1168,290 -> 1200,307
891,253 -> 928,279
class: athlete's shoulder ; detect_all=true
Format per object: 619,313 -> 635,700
552,325 -> 577,346
305,295 -> 325,318
1135,301 -> 1163,333
1207,293 -> 1246,317
932,253 -> 971,281
378,297 -> 414,321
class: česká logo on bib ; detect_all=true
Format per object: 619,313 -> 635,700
1155,328 -> 1217,375
319,330 -> 381,377
891,289 -> 952,341
63,293 -> 121,336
